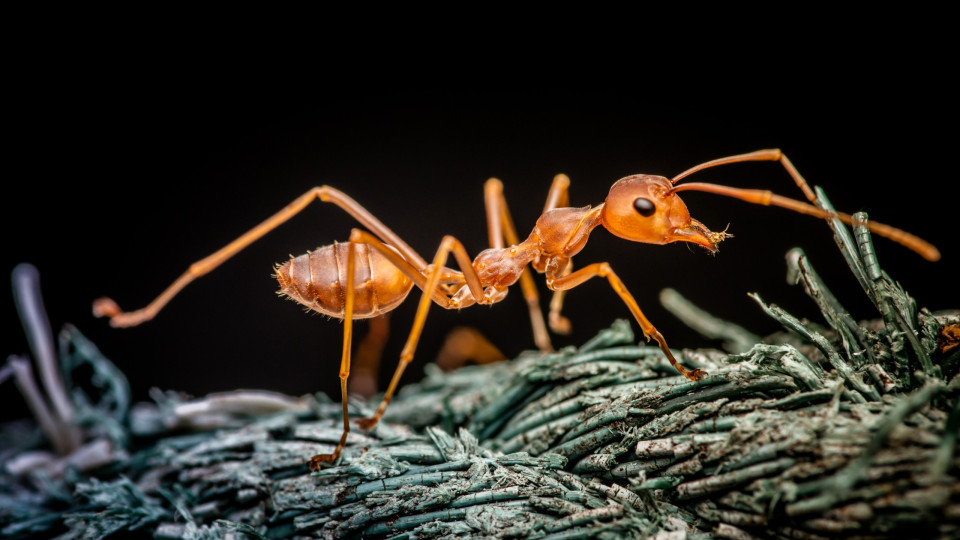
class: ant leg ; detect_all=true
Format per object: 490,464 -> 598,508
435,327 -> 506,371
349,314 -> 390,398
547,262 -> 707,381
353,233 -> 488,430
348,230 -> 469,307
94,186 -> 429,327
308,231 -> 469,469
539,174 -> 574,334
547,259 -> 573,335
318,187 -> 429,269
541,173 -> 570,212
484,178 -> 551,351
308,241 -> 359,470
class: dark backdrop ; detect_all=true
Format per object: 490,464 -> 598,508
3,70 -> 955,422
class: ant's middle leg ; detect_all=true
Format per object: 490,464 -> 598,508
307,232 -> 474,469
484,178 -> 552,350
540,174 -> 575,335
352,232 -> 489,431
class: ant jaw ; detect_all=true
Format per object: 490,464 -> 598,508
670,219 -> 723,254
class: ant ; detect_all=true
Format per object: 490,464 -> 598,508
93,149 -> 940,469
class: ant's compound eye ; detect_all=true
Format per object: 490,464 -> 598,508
633,197 -> 656,217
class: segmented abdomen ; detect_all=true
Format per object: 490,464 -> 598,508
274,242 -> 413,319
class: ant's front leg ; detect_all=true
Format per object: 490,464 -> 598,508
545,259 -> 707,382
547,259 -> 573,335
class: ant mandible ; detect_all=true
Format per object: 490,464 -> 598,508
93,149 -> 940,468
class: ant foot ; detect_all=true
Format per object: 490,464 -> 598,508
549,314 -> 572,335
308,452 -> 338,471
93,298 -> 149,327
355,417 -> 380,431
686,368 -> 708,381
92,297 -> 121,318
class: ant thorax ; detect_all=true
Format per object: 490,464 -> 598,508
533,205 -> 604,259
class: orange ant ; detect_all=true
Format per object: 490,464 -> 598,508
92,149 -> 940,469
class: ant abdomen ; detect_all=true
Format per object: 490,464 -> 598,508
275,242 -> 413,319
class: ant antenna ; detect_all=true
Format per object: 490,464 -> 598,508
665,150 -> 940,262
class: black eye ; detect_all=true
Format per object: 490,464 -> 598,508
633,197 -> 656,217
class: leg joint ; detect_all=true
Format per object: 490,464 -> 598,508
484,177 -> 504,192
441,235 -> 459,247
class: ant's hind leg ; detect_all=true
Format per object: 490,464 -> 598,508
355,233 -> 486,431
95,186 -> 430,328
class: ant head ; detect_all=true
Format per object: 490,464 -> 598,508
600,175 -> 721,252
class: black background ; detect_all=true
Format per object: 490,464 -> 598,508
3,55 -> 956,422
